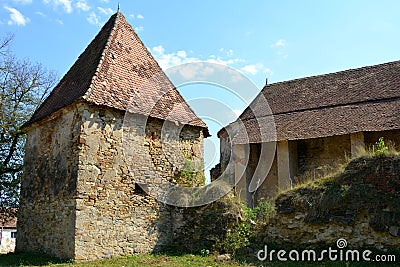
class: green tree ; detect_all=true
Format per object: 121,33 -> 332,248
0,34 -> 57,225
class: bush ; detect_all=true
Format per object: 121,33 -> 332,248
214,199 -> 275,255
253,199 -> 275,223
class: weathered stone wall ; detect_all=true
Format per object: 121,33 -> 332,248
18,101 -> 206,260
218,129 -> 232,174
296,135 -> 351,179
74,103 -> 205,260
168,195 -> 242,253
255,151 -> 278,201
145,117 -> 204,187
76,104 -> 164,260
17,105 -> 81,258
262,210 -> 400,251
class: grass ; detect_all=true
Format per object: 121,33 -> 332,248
0,252 -> 239,267
277,139 -> 400,198
352,137 -> 399,158
1,252 -> 399,267
276,169 -> 338,198
353,144 -> 400,158
2,252 -> 400,266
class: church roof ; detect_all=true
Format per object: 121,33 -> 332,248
230,60 -> 400,143
24,12 -> 208,134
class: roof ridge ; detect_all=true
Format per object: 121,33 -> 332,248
83,12 -> 120,101
264,59 -> 400,88
241,96 -> 400,121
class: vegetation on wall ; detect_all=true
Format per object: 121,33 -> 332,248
177,157 -> 205,187
214,199 -> 275,255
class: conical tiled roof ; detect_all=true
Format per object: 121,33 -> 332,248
25,12 -> 208,133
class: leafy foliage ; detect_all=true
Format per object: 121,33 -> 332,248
215,199 -> 275,255
0,33 -> 57,220
375,137 -> 388,156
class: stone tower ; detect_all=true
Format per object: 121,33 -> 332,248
17,12 -> 208,260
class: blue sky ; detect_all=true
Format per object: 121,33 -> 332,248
2,0 -> 400,179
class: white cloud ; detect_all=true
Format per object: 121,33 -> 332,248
137,14 -> 144,19
12,0 -> 32,4
87,12 -> 101,26
206,57 -> 241,66
55,18 -> 63,24
97,6 -> 113,15
241,64 -> 258,75
58,0 -> 72,13
241,63 -> 272,75
35,11 -> 45,16
152,45 -> 271,77
152,45 -> 201,70
177,50 -> 186,58
4,6 -> 30,26
152,45 -> 165,55
277,51 -> 288,59
271,39 -> 286,48
76,0 -> 90,11
100,0 -> 109,2
220,48 -> 234,57
270,39 -> 289,59
43,0 -> 73,13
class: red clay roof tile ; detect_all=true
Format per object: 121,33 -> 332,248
25,12 -> 208,133
231,60 -> 400,143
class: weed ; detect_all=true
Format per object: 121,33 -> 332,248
355,137 -> 399,158
215,199 -> 275,255
375,137 -> 388,156
177,157 -> 205,187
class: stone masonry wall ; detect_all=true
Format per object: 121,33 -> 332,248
18,101 -> 206,260
17,105 -> 81,258
75,102 -> 205,260
145,117 -> 204,187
